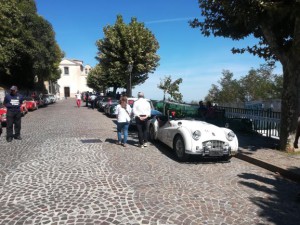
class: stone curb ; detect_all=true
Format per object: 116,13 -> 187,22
235,153 -> 300,183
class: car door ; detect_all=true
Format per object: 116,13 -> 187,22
157,120 -> 174,146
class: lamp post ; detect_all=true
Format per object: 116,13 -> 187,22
127,63 -> 133,97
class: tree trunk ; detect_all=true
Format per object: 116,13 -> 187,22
126,76 -> 132,97
112,86 -> 118,97
280,59 -> 300,151
263,16 -> 300,152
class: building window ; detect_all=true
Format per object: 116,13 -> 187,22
85,68 -> 88,74
64,67 -> 69,75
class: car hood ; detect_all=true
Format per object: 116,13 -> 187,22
171,119 -> 230,136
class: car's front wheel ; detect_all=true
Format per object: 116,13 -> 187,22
173,135 -> 188,162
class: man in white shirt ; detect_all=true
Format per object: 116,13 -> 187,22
132,92 -> 151,148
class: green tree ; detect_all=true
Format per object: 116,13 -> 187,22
0,0 -> 24,86
0,0 -> 63,91
87,65 -> 108,93
0,0 -> 21,67
158,76 -> 183,102
205,84 -> 220,103
158,75 -> 183,114
217,70 -> 243,103
240,64 -> 278,101
205,64 -> 283,104
190,0 -> 300,151
17,0 -> 63,89
96,15 -> 160,97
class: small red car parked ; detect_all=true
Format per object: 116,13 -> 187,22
20,102 -> 28,116
0,103 -> 7,126
24,97 -> 38,111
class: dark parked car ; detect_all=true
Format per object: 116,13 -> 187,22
98,97 -> 116,112
104,101 -> 119,117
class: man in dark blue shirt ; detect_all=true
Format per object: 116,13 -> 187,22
4,86 -> 23,142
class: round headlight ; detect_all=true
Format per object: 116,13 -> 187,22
192,130 -> 201,140
226,131 -> 236,141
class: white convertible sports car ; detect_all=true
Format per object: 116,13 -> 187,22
148,115 -> 239,162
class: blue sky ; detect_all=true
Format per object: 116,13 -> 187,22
36,0 -> 282,102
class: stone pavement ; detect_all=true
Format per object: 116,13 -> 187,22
235,133 -> 300,183
0,98 -> 299,225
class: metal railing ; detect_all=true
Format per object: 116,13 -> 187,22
218,106 -> 281,138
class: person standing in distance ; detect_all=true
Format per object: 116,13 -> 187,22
132,92 -> 151,148
75,91 -> 81,108
85,91 -> 89,107
4,86 -> 24,142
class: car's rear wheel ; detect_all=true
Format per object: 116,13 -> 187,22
149,125 -> 156,141
174,135 -> 188,162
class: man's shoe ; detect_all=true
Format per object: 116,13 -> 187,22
6,137 -> 13,142
14,136 -> 22,140
139,144 -> 144,149
143,143 -> 148,147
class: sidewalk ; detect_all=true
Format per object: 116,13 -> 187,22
236,133 -> 300,183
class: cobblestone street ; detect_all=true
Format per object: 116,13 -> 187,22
0,99 -> 300,225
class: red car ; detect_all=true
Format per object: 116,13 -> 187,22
0,103 -> 7,126
20,101 -> 28,116
24,97 -> 38,111
0,100 -> 28,125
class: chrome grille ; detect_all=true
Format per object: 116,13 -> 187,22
202,140 -> 225,150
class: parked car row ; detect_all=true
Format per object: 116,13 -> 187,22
0,94 -> 57,126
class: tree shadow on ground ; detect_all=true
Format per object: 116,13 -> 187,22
237,171 -> 300,225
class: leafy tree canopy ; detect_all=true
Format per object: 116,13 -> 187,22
205,64 -> 282,104
96,15 -> 160,96
87,65 -> 109,93
0,0 -> 63,90
158,75 -> 183,102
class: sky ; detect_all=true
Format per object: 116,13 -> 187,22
36,0 -> 282,103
